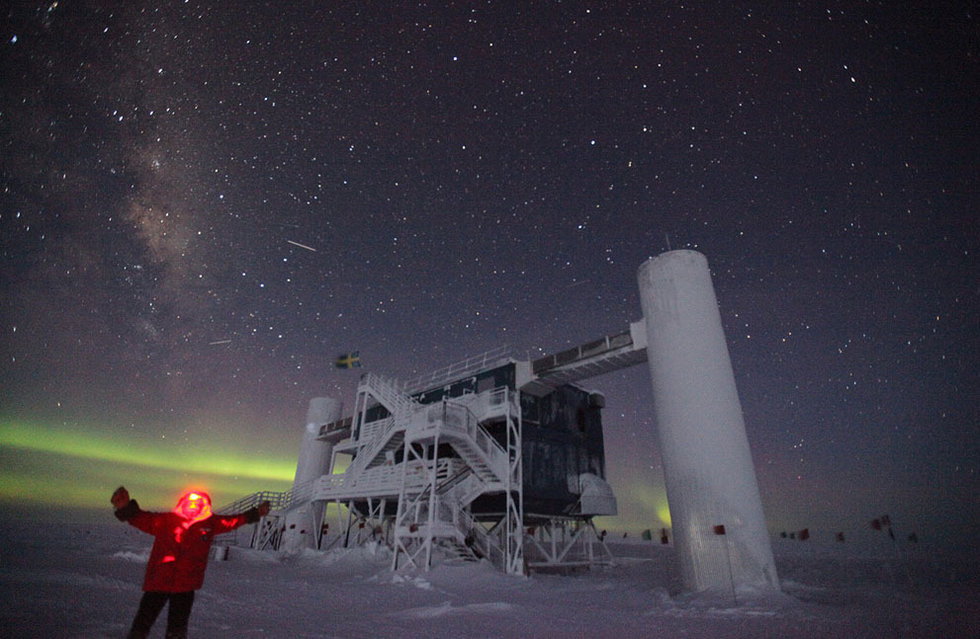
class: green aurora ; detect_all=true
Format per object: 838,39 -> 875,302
0,419 -> 295,512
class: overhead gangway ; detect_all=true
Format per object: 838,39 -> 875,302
520,320 -> 648,396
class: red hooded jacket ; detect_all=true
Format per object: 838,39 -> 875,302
115,499 -> 260,592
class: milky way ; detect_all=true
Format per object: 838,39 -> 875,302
1,2 -> 976,545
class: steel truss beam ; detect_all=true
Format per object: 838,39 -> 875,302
524,518 -> 613,571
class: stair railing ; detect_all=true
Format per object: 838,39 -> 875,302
437,399 -> 510,482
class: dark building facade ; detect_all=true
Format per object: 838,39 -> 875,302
410,361 -> 608,519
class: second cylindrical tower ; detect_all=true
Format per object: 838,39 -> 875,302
281,396 -> 341,552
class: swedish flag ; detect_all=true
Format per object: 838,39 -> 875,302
335,351 -> 361,369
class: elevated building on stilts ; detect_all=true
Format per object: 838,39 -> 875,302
221,251 -> 780,594
222,344 -> 627,575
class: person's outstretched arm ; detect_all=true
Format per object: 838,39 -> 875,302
213,500 -> 271,534
110,485 -> 159,534
111,486 -> 139,521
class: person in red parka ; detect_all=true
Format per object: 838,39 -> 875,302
112,486 -> 270,639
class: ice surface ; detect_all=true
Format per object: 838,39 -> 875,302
0,517 -> 975,638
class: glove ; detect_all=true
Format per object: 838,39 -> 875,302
111,486 -> 130,509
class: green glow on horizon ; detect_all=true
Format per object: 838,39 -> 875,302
0,420 -> 294,517
0,471 -> 110,506
606,478 -> 672,529
0,419 -> 295,482
0,418 -> 297,512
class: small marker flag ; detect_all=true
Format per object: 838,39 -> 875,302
335,351 -> 361,369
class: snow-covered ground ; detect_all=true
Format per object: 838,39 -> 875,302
1,517 -> 976,638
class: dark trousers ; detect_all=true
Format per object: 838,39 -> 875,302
128,590 -> 195,639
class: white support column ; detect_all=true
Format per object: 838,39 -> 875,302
504,388 -> 524,575
282,397 -> 341,552
638,250 -> 778,594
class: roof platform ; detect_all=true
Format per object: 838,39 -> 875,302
402,345 -> 512,394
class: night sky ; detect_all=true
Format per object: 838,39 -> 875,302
2,2 -> 976,545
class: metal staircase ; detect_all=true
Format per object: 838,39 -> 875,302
408,400 -> 510,485
347,373 -> 415,471
390,388 -> 522,574
359,372 -> 413,419
303,371 -> 523,574
222,371 -> 524,574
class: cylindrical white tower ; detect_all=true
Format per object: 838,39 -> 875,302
638,250 -> 778,594
281,397 -> 341,552
294,397 -> 339,486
